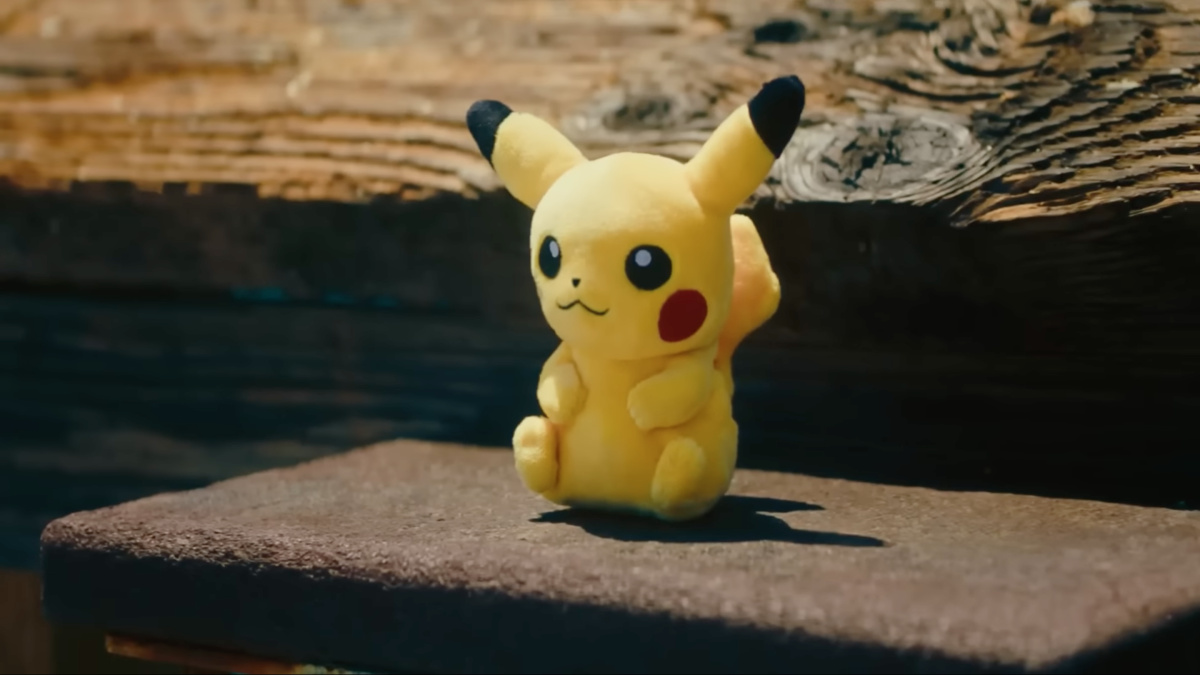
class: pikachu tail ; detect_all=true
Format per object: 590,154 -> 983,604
717,214 -> 780,369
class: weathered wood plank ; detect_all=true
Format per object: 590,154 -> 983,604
0,289 -> 1195,506
0,1 -> 1194,363
3,182 -> 1199,361
2,271 -> 1196,568
0,0 -> 1193,225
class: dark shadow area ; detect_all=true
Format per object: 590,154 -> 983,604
728,342 -> 1200,512
1045,608 -> 1200,675
730,374 -> 1200,513
0,467 -> 209,570
53,623 -> 185,675
532,495 -> 885,547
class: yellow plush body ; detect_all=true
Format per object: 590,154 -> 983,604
467,77 -> 805,520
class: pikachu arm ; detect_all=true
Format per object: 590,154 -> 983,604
536,342 -> 586,425
627,343 -> 717,432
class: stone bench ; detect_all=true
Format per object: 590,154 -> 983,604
40,440 -> 1200,673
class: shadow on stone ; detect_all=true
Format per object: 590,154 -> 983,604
532,495 -> 885,546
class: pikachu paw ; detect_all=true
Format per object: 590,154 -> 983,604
626,390 -> 658,431
627,382 -> 678,431
537,363 -> 585,425
627,368 -> 709,431
651,437 -> 707,514
513,416 -> 558,495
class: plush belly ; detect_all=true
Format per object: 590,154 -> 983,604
545,364 -> 738,513
554,397 -> 662,508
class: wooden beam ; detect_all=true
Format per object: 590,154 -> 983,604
0,0 -> 1191,225
0,1 -> 1195,363
0,283 -> 1196,516
1,181 -> 1197,370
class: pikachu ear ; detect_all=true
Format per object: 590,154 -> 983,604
684,76 -> 805,214
466,101 -> 587,209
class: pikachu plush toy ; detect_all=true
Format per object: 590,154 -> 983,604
466,76 -> 804,521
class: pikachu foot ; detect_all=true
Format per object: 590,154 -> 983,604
512,416 -> 558,495
651,437 -> 709,520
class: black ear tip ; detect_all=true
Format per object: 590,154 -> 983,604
747,75 -> 806,159
467,99 -> 512,122
466,100 -> 514,163
756,76 -> 806,109
770,74 -> 805,92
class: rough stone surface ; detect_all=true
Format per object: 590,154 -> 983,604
41,439 -> 1200,674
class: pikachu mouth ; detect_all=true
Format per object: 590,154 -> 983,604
556,299 -> 609,316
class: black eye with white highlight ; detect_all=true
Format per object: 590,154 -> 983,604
539,236 -> 561,278
625,245 -> 671,291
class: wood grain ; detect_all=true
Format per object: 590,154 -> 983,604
0,1 -> 1196,361
0,0 -> 1192,226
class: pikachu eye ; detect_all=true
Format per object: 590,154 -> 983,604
539,236 -> 561,279
625,245 -> 671,291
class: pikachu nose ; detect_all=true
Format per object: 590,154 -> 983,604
571,278 -> 580,287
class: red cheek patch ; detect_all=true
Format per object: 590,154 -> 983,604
658,290 -> 708,343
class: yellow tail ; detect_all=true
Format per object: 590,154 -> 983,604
717,214 -> 780,373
